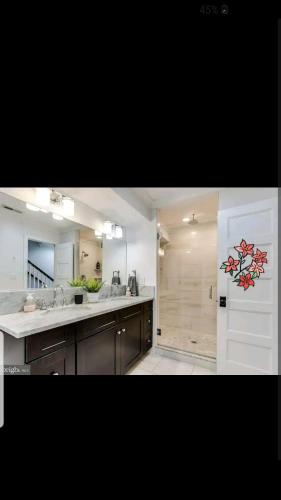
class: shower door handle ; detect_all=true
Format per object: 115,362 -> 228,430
209,285 -> 213,300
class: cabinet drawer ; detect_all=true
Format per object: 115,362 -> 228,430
76,311 -> 118,342
25,325 -> 75,363
28,344 -> 75,375
118,304 -> 143,321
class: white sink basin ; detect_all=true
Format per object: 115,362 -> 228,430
39,305 -> 92,315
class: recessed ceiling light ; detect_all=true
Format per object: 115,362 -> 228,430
26,203 -> 40,212
157,223 -> 161,227
186,250 -> 191,254
52,213 -> 64,221
191,231 -> 197,236
182,218 -> 190,222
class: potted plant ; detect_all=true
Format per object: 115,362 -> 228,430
83,278 -> 103,303
68,278 -> 86,288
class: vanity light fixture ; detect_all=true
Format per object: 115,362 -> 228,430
103,221 -> 113,236
62,196 -> 74,217
114,225 -> 123,239
35,188 -> 51,208
26,203 -> 40,212
52,213 -> 64,221
182,217 -> 190,222
49,189 -> 75,217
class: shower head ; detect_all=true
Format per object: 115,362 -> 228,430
188,213 -> 198,225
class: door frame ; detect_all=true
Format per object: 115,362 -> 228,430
155,192 -> 220,370
24,235 -> 57,289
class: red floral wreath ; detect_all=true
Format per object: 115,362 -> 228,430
220,239 -> 267,290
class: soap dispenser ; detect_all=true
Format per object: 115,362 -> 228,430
24,293 -> 36,313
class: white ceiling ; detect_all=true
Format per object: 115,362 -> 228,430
158,191 -> 218,229
131,187 -> 220,208
0,192 -> 84,231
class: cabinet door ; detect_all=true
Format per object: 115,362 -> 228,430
119,314 -> 142,375
77,326 -> 116,375
28,345 -> 75,375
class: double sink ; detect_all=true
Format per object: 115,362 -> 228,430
39,296 -> 133,315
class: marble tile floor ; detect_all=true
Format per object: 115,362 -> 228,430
127,350 -> 216,375
157,325 -> 216,359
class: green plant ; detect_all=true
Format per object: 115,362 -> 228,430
83,279 -> 103,293
68,278 -> 86,287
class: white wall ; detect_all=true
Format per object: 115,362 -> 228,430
126,212 -> 157,287
102,237 -> 127,286
0,207 -> 61,289
219,188 -> 278,210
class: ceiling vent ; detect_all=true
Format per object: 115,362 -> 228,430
2,204 -> 23,214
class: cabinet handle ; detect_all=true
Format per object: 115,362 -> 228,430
117,330 -> 122,335
50,371 -> 60,375
123,311 -> 140,319
41,340 -> 66,351
122,328 -> 126,333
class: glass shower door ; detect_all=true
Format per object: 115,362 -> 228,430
158,222 -> 217,359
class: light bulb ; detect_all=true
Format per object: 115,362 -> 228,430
52,213 -> 63,221
114,225 -> 123,239
103,221 -> 113,235
62,197 -> 74,217
26,203 -> 40,212
35,188 -> 50,208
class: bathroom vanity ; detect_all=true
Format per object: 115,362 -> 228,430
0,297 -> 153,375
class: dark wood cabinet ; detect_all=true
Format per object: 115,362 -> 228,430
25,300 -> 153,375
77,326 -> 117,375
118,313 -> 143,375
28,344 -> 75,375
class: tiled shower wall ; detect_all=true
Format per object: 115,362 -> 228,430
158,221 -> 217,358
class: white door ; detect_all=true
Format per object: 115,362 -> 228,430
54,242 -> 74,286
217,197 -> 278,375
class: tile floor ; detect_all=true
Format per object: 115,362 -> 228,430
127,350 -> 216,375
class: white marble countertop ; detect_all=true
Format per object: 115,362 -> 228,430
0,296 -> 153,339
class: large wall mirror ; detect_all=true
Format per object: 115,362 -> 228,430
0,192 -> 127,290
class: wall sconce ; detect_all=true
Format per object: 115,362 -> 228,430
35,188 -> 51,208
